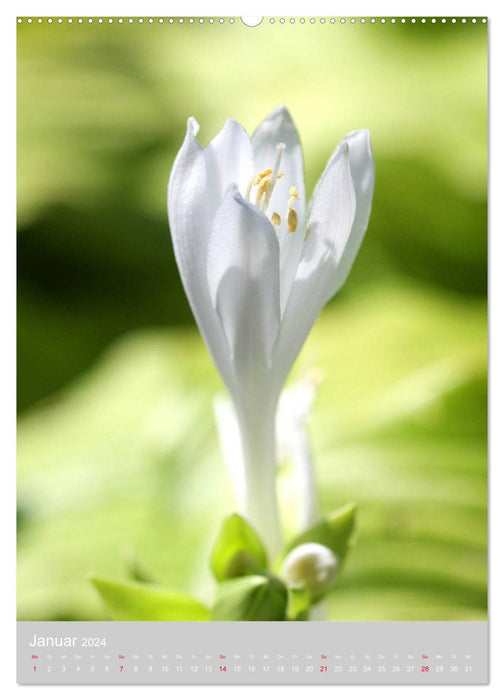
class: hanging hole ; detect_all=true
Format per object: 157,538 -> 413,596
241,16 -> 263,27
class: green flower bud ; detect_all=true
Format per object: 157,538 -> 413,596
280,543 -> 339,600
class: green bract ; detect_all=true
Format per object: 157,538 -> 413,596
212,574 -> 288,621
210,513 -> 268,581
285,503 -> 357,564
286,585 -> 311,621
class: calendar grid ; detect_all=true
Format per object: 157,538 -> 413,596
18,621 -> 488,684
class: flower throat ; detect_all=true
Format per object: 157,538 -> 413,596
245,142 -> 299,234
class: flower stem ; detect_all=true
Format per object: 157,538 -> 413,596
237,401 -> 282,557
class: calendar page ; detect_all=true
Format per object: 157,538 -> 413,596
16,14 -> 488,685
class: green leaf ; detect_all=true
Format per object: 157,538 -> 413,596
212,575 -> 287,621
210,513 -> 268,582
90,575 -> 210,621
286,586 -> 311,621
285,504 -> 357,563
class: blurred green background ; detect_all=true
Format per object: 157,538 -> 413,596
17,18 -> 487,621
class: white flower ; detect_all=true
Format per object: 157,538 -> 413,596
168,105 -> 374,554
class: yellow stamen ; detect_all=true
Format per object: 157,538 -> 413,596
271,212 -> 281,227
255,177 -> 271,207
287,208 -> 298,233
259,177 -> 271,198
246,144 -> 286,211
289,186 -> 299,200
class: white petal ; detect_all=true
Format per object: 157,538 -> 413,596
271,143 -> 356,387
167,118 -> 235,392
335,128 -> 375,293
204,118 -> 254,208
252,105 -> 306,313
303,141 -> 357,291
207,185 -> 281,406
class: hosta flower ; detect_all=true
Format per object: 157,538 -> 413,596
168,106 -> 374,554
